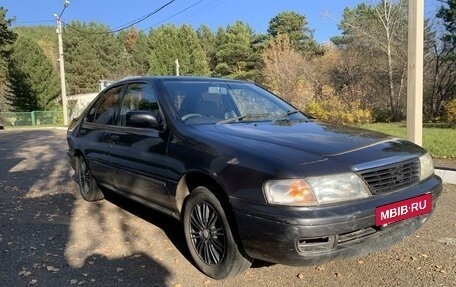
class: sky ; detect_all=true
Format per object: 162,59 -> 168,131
2,0 -> 443,43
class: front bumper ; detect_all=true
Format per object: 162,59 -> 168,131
231,175 -> 442,266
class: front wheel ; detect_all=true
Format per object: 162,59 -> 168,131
75,156 -> 104,202
183,187 -> 252,279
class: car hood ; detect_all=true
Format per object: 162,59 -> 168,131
191,120 -> 393,160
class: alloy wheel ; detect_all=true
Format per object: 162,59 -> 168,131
79,159 -> 91,195
189,202 -> 226,265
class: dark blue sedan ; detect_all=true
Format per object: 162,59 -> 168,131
67,76 -> 442,279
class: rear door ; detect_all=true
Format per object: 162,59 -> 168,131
108,82 -> 171,208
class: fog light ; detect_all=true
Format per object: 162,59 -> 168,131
296,236 -> 336,253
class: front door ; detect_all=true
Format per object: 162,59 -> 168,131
108,82 -> 171,208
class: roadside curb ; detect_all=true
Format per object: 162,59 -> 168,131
435,168 -> 456,185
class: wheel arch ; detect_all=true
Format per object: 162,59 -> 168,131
175,171 -> 231,215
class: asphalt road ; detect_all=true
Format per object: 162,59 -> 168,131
0,129 -> 455,287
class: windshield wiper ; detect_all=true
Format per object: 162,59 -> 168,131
272,110 -> 299,122
217,113 -> 269,124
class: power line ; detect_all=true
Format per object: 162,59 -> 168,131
182,0 -> 226,27
98,0 -> 176,34
63,0 -> 176,36
143,0 -> 207,31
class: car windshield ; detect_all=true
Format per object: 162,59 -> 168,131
162,80 -> 308,125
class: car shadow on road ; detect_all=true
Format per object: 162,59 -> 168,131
0,129 -> 172,286
102,190 -> 192,261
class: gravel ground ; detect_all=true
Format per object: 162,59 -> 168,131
0,128 -> 455,287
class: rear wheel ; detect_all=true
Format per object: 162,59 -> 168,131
183,187 -> 252,279
76,156 -> 104,201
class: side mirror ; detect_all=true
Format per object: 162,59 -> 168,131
126,111 -> 161,129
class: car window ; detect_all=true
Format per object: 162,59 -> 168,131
162,80 -> 307,124
229,87 -> 283,119
119,83 -> 159,126
88,85 -> 123,125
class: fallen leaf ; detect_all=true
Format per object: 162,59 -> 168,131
28,279 -> 38,286
46,266 -> 59,272
18,270 -> 30,277
82,273 -> 88,277
77,280 -> 86,285
434,265 -> 448,274
70,279 -> 78,285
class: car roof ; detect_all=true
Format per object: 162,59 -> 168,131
114,76 -> 250,85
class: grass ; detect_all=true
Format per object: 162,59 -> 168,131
360,122 -> 456,159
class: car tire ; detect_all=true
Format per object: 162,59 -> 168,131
76,156 -> 104,202
183,186 -> 252,279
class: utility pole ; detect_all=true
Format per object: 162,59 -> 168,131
175,59 -> 180,76
55,1 -> 70,126
406,0 -> 424,146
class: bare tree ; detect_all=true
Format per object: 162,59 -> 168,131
261,34 -> 312,105
332,0 -> 408,121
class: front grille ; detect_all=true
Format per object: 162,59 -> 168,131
357,159 -> 420,194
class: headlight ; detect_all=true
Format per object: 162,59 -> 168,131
419,153 -> 434,180
263,173 -> 371,206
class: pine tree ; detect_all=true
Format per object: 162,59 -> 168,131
437,0 -> 456,46
213,21 -> 262,81
267,11 -> 322,56
0,7 -> 17,112
148,24 -> 209,76
64,21 -> 124,94
6,36 -> 60,111
197,25 -> 217,72
6,36 -> 60,112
